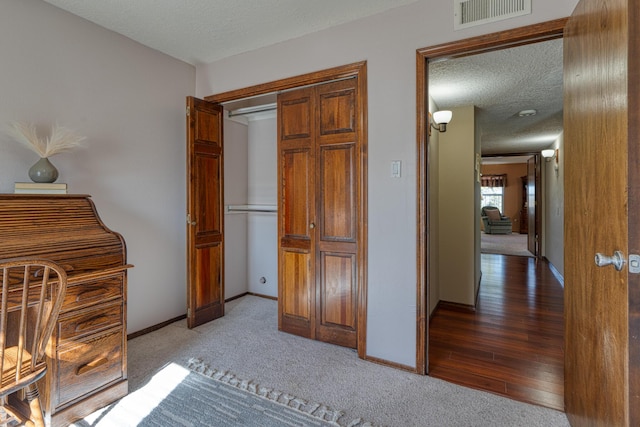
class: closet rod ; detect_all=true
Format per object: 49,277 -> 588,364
228,103 -> 277,117
226,204 -> 277,213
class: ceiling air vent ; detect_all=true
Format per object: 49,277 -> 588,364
454,0 -> 531,30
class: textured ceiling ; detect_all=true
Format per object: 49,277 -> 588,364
42,0 -> 419,65
430,38 -> 564,156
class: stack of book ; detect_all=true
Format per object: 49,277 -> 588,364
14,182 -> 68,194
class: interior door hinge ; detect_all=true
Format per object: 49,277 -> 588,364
186,106 -> 190,117
629,254 -> 640,274
187,308 -> 191,317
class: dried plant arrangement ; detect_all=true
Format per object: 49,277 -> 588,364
6,122 -> 85,158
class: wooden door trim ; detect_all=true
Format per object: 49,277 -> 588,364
205,62 -> 368,359
628,1 -> 640,422
205,61 -> 365,104
415,18 -> 567,375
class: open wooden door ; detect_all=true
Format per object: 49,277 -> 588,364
186,96 -> 225,329
278,78 -> 360,349
564,0 -> 639,424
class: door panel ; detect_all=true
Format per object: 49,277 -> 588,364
318,88 -> 356,135
320,252 -> 356,329
195,154 -> 222,238
193,245 -> 223,324
279,250 -> 313,338
281,149 -> 312,239
564,0 -> 632,424
186,96 -> 224,329
281,97 -> 313,140
278,88 -> 316,339
319,144 -> 356,241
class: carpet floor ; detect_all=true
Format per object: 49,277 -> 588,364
79,296 -> 569,426
481,232 -> 534,257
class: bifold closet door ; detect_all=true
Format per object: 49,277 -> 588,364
277,79 -> 359,349
186,96 -> 225,329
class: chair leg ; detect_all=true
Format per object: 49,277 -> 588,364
1,394 -> 27,427
24,384 -> 45,427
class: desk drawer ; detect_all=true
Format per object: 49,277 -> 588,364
58,302 -> 122,343
62,275 -> 123,312
56,330 -> 124,408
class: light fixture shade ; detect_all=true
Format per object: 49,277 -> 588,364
541,149 -> 555,158
432,110 -> 452,125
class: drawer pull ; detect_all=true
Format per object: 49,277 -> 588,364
76,358 -> 108,375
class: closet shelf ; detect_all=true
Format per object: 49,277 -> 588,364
226,204 -> 277,213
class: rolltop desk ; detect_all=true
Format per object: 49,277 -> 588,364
0,194 -> 131,426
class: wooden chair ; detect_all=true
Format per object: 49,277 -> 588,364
0,258 -> 67,427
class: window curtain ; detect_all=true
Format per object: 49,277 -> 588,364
481,174 -> 506,188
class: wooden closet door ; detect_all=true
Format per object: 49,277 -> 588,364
278,87 -> 317,339
278,78 -> 359,349
186,96 -> 225,329
314,79 -> 358,348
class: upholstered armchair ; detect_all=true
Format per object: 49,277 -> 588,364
481,206 -> 512,234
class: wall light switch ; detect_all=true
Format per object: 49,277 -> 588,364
391,160 -> 401,178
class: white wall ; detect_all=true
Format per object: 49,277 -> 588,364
544,133 -> 565,277
247,117 -> 278,297
224,119 -> 249,299
0,0 -> 195,333
196,0 -> 579,367
223,114 -> 277,299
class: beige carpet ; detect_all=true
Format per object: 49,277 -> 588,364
99,295 -> 570,427
481,232 -> 534,257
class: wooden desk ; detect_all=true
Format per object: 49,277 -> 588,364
0,194 -> 131,426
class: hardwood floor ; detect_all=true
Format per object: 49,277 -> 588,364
429,253 -> 564,411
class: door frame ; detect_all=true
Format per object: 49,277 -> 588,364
480,152 -> 542,255
205,61 -> 369,359
415,19 -> 567,375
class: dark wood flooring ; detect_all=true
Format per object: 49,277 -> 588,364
429,253 -> 564,411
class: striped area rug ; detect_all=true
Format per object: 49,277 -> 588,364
72,359 -> 371,427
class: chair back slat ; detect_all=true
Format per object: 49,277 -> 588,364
16,266 -> 30,383
0,258 -> 67,396
30,266 -> 48,371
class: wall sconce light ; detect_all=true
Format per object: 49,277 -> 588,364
542,148 -> 559,176
428,110 -> 453,136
